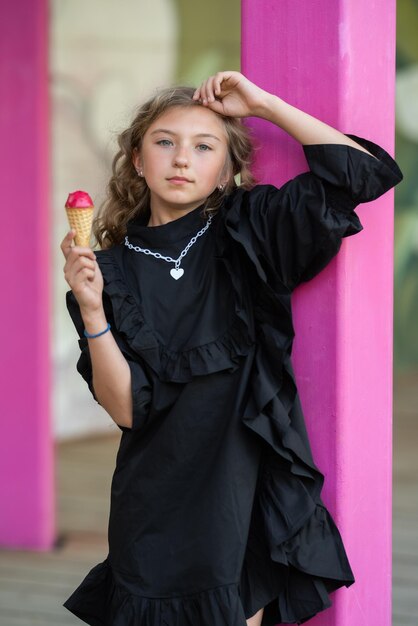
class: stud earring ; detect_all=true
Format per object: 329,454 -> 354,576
218,183 -> 225,191
136,169 -> 143,177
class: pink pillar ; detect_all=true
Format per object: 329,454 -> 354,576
0,0 -> 54,549
242,1 -> 396,625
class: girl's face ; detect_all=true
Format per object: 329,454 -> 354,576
133,105 -> 231,216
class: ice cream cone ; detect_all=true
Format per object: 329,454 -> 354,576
65,191 -> 94,247
65,206 -> 94,247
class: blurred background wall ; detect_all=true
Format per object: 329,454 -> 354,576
0,2 -> 413,621
52,0 -> 416,441
52,0 -> 240,439
394,0 -> 418,372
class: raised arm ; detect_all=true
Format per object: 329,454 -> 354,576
193,70 -> 375,155
201,73 -> 402,292
61,230 -> 133,429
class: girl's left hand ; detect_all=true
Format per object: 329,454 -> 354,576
193,71 -> 270,118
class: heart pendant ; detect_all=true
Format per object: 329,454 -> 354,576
170,268 -> 184,280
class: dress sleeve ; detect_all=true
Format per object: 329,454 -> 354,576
224,134 -> 403,292
66,290 -> 152,433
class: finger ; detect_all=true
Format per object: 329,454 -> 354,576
60,229 -> 76,259
76,267 -> 96,281
76,249 -> 97,263
74,256 -> 96,272
65,266 -> 96,286
192,87 -> 200,101
64,254 -> 94,279
200,75 -> 216,104
214,73 -> 223,96
64,246 -> 97,277
216,71 -> 234,94
199,79 -> 208,104
67,246 -> 96,263
206,99 -> 226,115
205,76 -> 216,102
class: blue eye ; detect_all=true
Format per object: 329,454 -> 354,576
156,139 -> 173,146
197,144 -> 211,151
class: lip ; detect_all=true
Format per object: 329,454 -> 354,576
167,177 -> 192,184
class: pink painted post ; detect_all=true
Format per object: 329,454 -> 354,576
0,0 -> 54,549
242,1 -> 396,625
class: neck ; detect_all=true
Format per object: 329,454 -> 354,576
147,200 -> 205,227
147,210 -> 189,227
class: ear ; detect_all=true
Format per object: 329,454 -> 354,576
132,147 -> 142,172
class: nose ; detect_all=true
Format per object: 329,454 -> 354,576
173,147 -> 189,168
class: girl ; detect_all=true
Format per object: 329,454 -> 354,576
61,71 -> 402,626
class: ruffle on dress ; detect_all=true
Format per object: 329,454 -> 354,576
63,561 -> 248,626
223,134 -> 403,292
219,135 -> 402,623
212,212 -> 353,624
94,247 -> 255,384
236,355 -> 355,624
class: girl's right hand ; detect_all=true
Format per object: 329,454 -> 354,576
193,71 -> 270,119
61,229 -> 104,315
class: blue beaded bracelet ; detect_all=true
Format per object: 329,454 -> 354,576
83,323 -> 111,338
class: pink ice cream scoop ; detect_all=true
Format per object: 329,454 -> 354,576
65,190 -> 94,247
65,190 -> 94,209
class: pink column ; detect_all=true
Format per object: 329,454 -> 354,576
242,1 -> 396,625
0,0 -> 54,549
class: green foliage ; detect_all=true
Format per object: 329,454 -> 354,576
397,0 -> 418,64
173,0 -> 240,85
394,1 -> 418,369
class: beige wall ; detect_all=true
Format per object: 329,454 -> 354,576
51,0 -> 178,439
51,0 -> 240,439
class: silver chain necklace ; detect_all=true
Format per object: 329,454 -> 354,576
124,214 -> 213,280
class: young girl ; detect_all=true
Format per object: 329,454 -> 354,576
61,71 -> 402,626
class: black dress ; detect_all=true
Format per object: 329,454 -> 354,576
63,135 -> 402,626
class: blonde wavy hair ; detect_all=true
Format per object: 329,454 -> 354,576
93,86 -> 256,249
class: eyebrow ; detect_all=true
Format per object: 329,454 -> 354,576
150,129 -> 222,142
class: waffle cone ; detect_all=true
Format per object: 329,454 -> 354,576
66,207 -> 94,247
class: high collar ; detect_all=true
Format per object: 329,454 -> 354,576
126,204 -> 208,247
